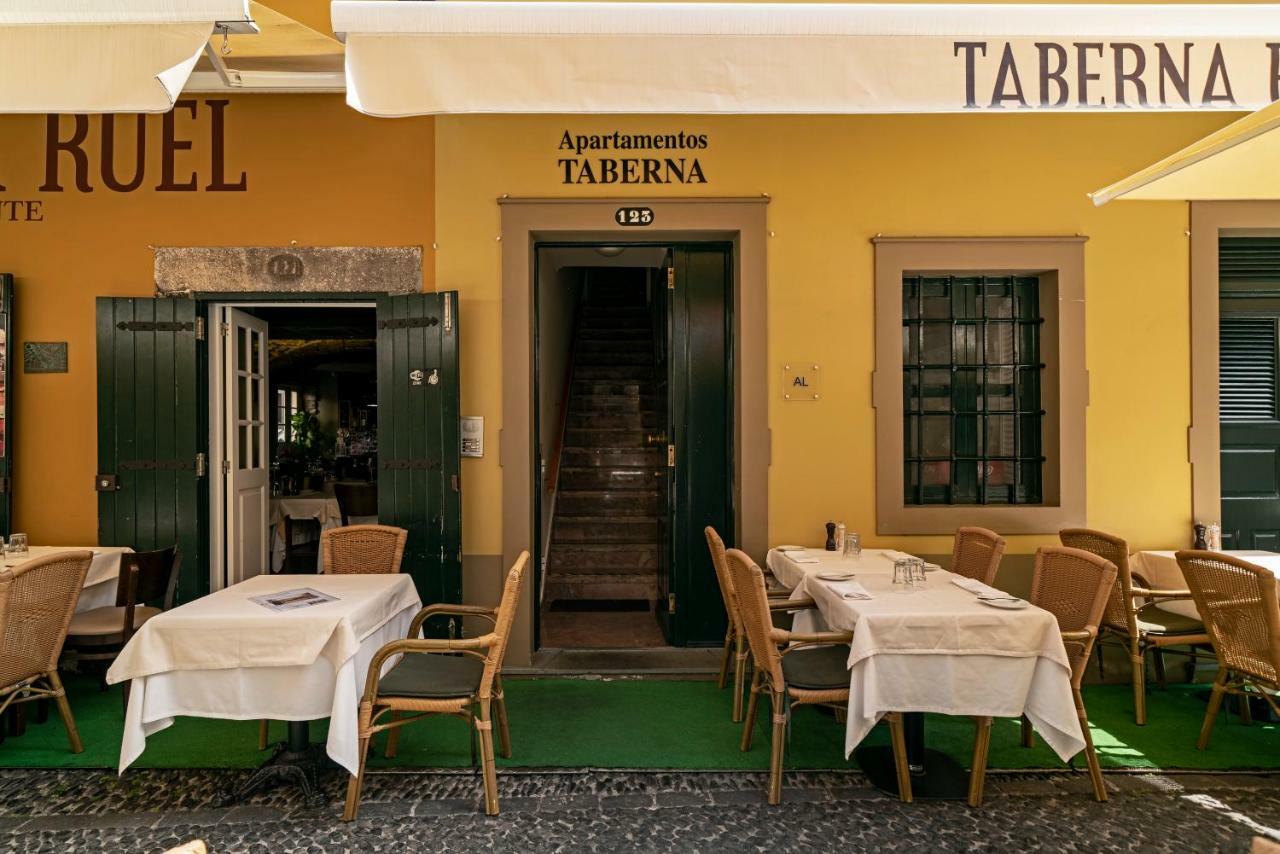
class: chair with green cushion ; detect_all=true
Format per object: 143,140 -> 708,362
1060,528 -> 1210,726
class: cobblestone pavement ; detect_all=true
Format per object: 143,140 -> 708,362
1,767 -> 1278,852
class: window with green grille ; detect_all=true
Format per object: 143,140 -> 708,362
902,275 -> 1045,505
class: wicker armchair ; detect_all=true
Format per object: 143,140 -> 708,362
342,551 -> 530,821
1061,528 -> 1209,725
0,550 -> 94,753
704,527 -> 796,723
321,524 -> 407,574
1176,551 -> 1280,750
969,546 -> 1115,806
725,548 -> 912,805
950,527 -> 1006,586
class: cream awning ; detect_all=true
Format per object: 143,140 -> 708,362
1091,100 -> 1280,204
332,2 -> 1280,116
0,1 -> 254,113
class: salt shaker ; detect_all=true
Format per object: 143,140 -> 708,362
834,522 -> 847,556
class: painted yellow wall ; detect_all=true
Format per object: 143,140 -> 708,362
0,95 -> 433,545
435,111 -> 1234,557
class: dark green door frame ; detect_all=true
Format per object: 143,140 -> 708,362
532,242 -> 734,647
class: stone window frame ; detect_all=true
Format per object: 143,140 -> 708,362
872,237 -> 1088,536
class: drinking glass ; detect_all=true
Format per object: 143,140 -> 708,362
9,533 -> 27,555
842,532 -> 861,559
910,558 -> 927,586
893,558 -> 914,591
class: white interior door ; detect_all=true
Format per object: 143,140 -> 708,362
224,307 -> 270,585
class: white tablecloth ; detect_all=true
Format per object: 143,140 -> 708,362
107,573 -> 421,775
2,546 -> 134,613
270,493 -> 342,572
770,547 -> 1085,763
1131,549 -> 1280,620
765,547 -> 910,590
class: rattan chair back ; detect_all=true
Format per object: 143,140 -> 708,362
483,552 -> 530,690
1058,528 -> 1132,634
951,527 -> 1006,586
724,549 -> 785,689
0,550 -> 93,689
704,527 -> 742,635
321,524 -> 407,574
1177,550 -> 1280,686
1029,546 -> 1117,686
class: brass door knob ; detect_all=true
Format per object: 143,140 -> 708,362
645,433 -> 667,446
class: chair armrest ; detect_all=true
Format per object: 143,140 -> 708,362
769,596 -> 814,611
1060,629 -> 1093,642
409,603 -> 498,638
362,633 -> 497,702
766,589 -> 794,599
771,627 -> 853,646
1130,587 -> 1194,600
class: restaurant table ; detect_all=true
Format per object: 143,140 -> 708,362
269,492 -> 342,572
1130,550 -> 1280,620
768,547 -> 1084,799
1,546 -> 134,613
107,573 -> 421,800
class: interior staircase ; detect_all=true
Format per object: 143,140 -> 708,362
544,283 -> 663,605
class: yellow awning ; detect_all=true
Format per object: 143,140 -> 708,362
1091,100 -> 1280,205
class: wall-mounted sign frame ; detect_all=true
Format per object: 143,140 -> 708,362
783,363 -> 821,401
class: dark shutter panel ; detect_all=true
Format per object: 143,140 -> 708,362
1221,237 -> 1280,290
1220,316 -> 1278,423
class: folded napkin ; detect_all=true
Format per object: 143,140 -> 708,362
775,545 -> 808,553
949,576 -> 1009,599
826,579 -> 873,600
791,555 -> 820,564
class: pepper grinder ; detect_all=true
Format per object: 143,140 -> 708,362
1193,523 -> 1208,550
825,521 -> 838,551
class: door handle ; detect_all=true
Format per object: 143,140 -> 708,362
645,433 -> 667,447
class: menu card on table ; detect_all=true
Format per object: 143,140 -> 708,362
250,587 -> 338,612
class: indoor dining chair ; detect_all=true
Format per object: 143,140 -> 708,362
343,551 -> 530,821
968,546 -> 1115,807
725,548 -> 912,805
1060,528 -> 1209,725
1177,551 -> 1280,749
64,546 -> 180,711
0,550 -> 94,754
704,527 -> 797,723
950,527 -> 1006,586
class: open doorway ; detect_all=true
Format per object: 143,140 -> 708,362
208,301 -> 378,590
535,243 -> 733,650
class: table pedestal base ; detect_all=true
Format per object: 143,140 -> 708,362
231,721 -> 328,806
855,746 -> 970,800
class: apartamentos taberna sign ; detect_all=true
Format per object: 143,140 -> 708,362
558,131 -> 709,185
0,99 -> 247,224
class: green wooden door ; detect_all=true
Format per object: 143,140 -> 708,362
0,275 -> 13,538
668,245 -> 732,646
376,292 -> 462,611
96,297 -> 204,601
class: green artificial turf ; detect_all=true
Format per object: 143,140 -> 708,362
0,675 -> 1275,773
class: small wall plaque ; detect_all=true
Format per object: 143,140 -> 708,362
462,416 -> 484,458
782,363 -> 821,401
24,342 -> 68,373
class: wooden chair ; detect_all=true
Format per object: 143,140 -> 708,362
704,527 -> 795,723
334,482 -> 378,526
65,547 -> 180,710
950,527 -> 1006,586
1176,551 -> 1280,750
0,550 -> 94,753
1061,528 -> 1209,725
281,516 -> 321,573
725,548 -> 912,805
969,546 -> 1115,806
321,524 -> 407,574
343,551 -> 530,821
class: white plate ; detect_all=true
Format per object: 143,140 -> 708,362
979,597 -> 1029,610
817,571 -> 855,581
923,563 -> 941,573
776,545 -> 807,553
